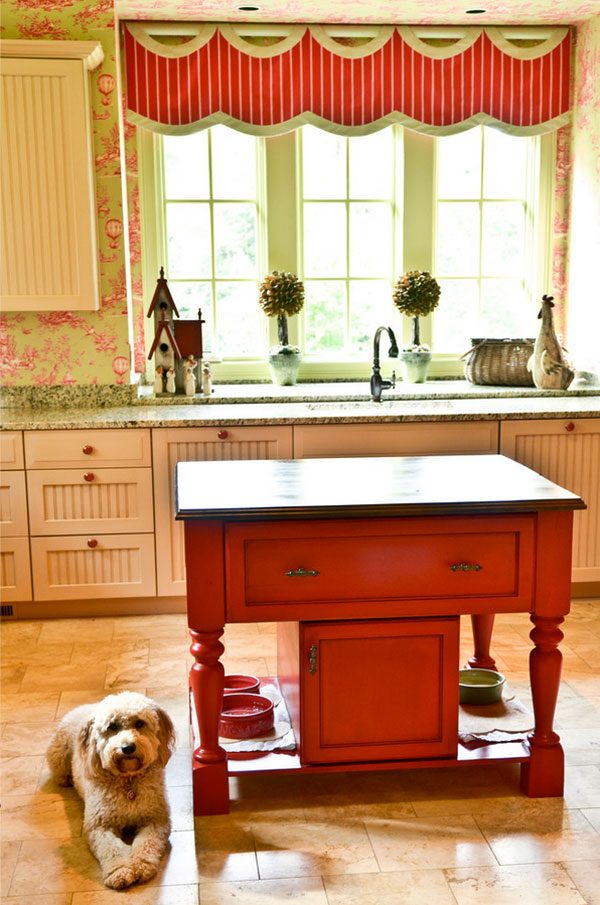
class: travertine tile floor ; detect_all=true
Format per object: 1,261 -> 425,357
1,601 -> 599,904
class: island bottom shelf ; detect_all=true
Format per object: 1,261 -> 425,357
189,679 -> 531,780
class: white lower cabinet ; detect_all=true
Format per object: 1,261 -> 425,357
0,432 -> 31,603
152,426 -> 294,596
25,428 -> 156,603
501,418 -> 600,582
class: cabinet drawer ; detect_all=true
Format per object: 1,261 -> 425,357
294,421 -> 499,459
298,618 -> 459,764
30,534 -> 156,600
226,515 -> 535,620
25,429 -> 151,468
1,471 -> 28,536
0,536 -> 32,602
0,431 -> 24,469
27,468 -> 154,535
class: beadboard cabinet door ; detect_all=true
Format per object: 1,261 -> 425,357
30,534 -> 156,601
152,426 -> 293,596
0,42 -> 103,311
293,420 -> 499,458
500,418 -> 600,582
0,430 -> 31,602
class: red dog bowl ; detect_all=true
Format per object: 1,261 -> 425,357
219,693 -> 274,739
224,674 -> 261,695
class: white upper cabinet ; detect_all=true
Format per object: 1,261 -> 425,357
0,40 -> 103,311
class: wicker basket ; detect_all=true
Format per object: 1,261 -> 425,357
461,338 -> 535,387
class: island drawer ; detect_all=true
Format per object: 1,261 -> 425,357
225,515 -> 535,620
25,429 -> 151,469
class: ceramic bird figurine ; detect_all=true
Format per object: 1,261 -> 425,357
165,366 -> 176,394
527,295 -> 574,390
153,366 -> 164,395
183,356 -> 197,397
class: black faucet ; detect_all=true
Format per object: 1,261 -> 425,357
370,326 -> 399,402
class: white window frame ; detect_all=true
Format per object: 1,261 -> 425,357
138,127 -> 554,383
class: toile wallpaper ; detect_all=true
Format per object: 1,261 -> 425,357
0,2 -> 597,386
565,15 -> 600,372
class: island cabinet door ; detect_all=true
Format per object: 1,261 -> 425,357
297,618 -> 459,765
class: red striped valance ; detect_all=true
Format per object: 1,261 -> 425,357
123,24 -> 571,136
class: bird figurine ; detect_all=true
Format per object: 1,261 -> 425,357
527,295 -> 574,390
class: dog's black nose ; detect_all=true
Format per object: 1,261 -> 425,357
121,743 -> 136,755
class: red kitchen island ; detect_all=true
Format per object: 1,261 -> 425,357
175,454 -> 584,816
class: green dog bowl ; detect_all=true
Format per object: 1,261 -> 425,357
459,668 -> 506,705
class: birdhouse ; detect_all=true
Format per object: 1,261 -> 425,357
147,266 -> 179,329
146,268 -> 204,395
148,312 -> 182,372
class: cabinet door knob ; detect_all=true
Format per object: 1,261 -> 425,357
87,538 -> 98,548
82,444 -> 94,455
565,422 -> 575,432
217,430 -> 228,440
450,562 -> 483,572
83,472 -> 95,482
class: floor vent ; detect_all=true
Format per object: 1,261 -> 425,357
1,604 -> 14,617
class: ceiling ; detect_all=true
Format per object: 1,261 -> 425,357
116,0 -> 600,25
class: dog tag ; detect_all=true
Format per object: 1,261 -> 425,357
127,790 -> 136,800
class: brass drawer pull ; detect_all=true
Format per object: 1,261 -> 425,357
309,644 -> 317,674
450,562 -> 483,572
285,567 -> 320,578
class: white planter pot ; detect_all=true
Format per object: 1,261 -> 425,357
399,350 -> 432,383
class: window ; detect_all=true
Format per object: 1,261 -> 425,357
142,123 -> 551,378
300,126 -> 402,357
161,127 -> 265,356
435,127 -> 542,353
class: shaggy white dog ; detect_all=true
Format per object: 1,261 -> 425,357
47,691 -> 176,889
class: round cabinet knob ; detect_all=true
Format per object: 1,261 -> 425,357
565,422 -> 575,432
82,444 -> 94,455
87,538 -> 98,548
217,430 -> 229,440
83,472 -> 95,482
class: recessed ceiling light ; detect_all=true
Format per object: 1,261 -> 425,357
465,8 -> 487,12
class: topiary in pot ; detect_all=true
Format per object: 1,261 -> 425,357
259,271 -> 305,385
392,270 -> 441,382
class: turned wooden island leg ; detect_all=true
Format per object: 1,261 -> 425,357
468,614 -> 497,670
521,614 -> 565,797
189,628 -> 229,814
184,520 -> 230,816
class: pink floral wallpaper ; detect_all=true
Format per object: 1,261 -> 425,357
2,1 -> 597,385
565,15 -> 600,372
0,0 -> 132,386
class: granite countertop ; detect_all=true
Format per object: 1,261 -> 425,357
2,381 -> 600,429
